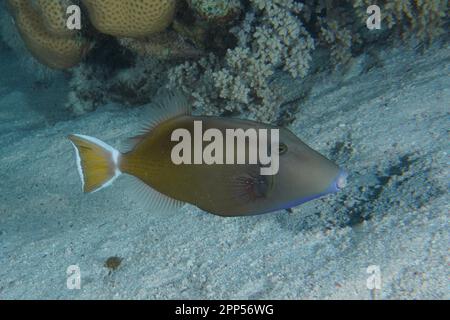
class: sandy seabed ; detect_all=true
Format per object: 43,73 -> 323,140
0,44 -> 448,299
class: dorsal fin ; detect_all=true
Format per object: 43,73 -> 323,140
139,89 -> 191,134
123,89 -> 191,151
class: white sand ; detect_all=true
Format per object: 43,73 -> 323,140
0,44 -> 448,299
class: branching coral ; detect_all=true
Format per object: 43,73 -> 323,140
300,0 -> 361,65
82,0 -> 176,38
6,0 -> 89,69
317,16 -> 357,65
167,0 -> 315,123
66,64 -> 106,115
353,0 -> 448,43
66,56 -> 170,114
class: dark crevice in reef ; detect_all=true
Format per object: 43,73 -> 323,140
76,1 -> 137,77
83,35 -> 136,77
176,1 -> 240,57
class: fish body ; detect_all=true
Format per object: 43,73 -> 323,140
68,92 -> 347,217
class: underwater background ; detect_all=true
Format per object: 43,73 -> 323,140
0,0 -> 448,299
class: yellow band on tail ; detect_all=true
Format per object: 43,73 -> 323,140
68,134 -> 122,193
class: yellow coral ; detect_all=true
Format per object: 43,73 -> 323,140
7,0 -> 89,69
36,0 -> 75,37
82,0 -> 176,38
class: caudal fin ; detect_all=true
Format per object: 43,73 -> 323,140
68,134 -> 122,193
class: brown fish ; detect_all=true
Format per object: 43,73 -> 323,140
68,92 -> 347,216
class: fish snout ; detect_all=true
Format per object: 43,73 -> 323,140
330,170 -> 348,193
336,170 -> 348,190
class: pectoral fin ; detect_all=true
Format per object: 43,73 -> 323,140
203,165 -> 274,213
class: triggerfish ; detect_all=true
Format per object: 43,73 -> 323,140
68,92 -> 347,216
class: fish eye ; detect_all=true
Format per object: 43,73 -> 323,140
278,143 -> 288,155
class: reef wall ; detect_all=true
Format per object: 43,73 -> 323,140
1,0 -> 447,121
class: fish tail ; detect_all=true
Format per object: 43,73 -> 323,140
68,134 -> 122,193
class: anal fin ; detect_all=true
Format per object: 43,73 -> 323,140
127,176 -> 184,214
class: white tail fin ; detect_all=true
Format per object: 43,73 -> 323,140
68,134 -> 122,193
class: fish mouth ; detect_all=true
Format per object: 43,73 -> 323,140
330,170 -> 348,192
326,169 -> 348,193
